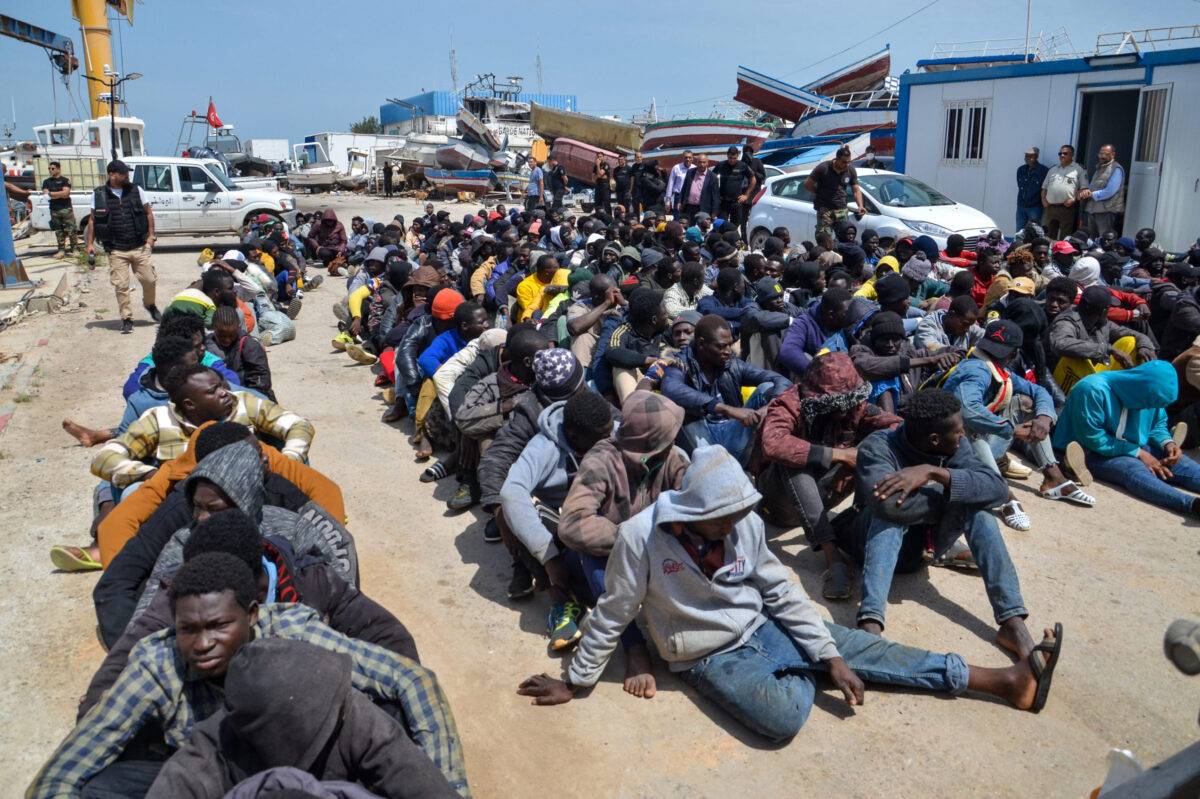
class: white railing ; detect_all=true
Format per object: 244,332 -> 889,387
929,27 -> 1079,62
1095,25 -> 1200,54
798,88 -> 898,119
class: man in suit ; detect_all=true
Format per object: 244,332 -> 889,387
678,154 -> 720,220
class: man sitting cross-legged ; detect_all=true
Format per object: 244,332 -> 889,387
518,446 -> 1063,741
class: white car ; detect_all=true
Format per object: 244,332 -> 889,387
747,168 -> 997,250
32,156 -> 297,236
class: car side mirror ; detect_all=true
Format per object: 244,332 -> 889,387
204,180 -> 220,192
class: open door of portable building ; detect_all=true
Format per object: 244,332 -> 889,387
1124,83 -> 1171,233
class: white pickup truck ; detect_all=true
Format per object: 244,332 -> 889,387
31,155 -> 298,236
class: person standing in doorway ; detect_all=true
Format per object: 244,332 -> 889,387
86,160 -> 159,335
1040,144 -> 1087,240
525,157 -> 545,212
42,161 -> 79,259
382,160 -> 394,198
805,145 -> 864,241
1016,147 -> 1048,232
1078,143 -> 1125,238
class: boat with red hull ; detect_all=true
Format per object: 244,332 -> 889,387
735,46 -> 892,121
641,118 -> 773,151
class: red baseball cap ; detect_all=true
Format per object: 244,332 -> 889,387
1051,240 -> 1077,255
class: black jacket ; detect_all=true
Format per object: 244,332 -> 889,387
81,536 -> 419,718
92,473 -> 309,648
1160,286 -> 1200,361
205,332 -> 274,401
678,167 -> 720,216
397,313 -> 436,391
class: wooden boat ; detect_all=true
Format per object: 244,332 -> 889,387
634,142 -> 739,173
642,118 -> 773,151
456,107 -> 503,151
531,102 -> 643,152
435,140 -> 493,171
550,137 -> 620,184
424,168 -> 496,195
735,46 -> 891,121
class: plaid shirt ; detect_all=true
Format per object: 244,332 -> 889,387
27,604 -> 469,798
91,392 -> 315,488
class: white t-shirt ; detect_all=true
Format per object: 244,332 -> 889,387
89,184 -> 149,209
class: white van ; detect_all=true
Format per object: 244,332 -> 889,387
32,156 -> 298,236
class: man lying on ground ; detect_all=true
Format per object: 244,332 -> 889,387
518,446 -> 1063,741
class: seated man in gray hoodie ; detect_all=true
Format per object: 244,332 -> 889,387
499,389 -> 615,652
518,446 -> 1063,741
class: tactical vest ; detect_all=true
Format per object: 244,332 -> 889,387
92,184 -> 148,251
1085,160 -> 1125,215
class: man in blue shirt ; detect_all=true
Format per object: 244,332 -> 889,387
417,301 -> 490,379
525,157 -> 545,212
1016,147 -> 1049,232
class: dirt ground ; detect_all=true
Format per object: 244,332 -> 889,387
1,191 -> 1197,798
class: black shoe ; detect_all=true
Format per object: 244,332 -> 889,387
482,517 -> 501,543
145,305 -> 161,322
507,560 -> 535,600
121,318 -> 134,334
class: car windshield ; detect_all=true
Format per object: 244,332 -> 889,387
858,174 -> 955,208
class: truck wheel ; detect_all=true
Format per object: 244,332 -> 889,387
244,211 -> 283,229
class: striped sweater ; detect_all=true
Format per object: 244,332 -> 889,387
91,392 -> 315,487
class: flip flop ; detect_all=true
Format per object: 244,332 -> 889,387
420,461 -> 449,483
1029,622 -> 1063,713
1039,482 -> 1096,507
930,539 -> 979,570
49,545 -> 102,573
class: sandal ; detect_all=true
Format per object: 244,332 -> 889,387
1039,481 -> 1096,507
997,499 -> 1032,531
1063,441 -> 1092,487
1028,622 -> 1064,713
420,461 -> 449,483
930,539 -> 978,570
49,545 -> 103,572
821,562 -> 853,600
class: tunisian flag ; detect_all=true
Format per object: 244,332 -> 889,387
206,98 -> 223,129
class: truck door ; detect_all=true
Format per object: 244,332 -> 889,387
131,163 -> 178,232
175,164 -> 230,232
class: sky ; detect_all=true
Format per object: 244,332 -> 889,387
3,0 -> 1199,154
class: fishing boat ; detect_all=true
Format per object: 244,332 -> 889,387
756,132 -> 873,173
785,78 -> 899,154
531,103 -> 643,152
494,171 -> 529,198
457,108 -> 503,151
435,140 -> 493,170
641,118 -> 772,151
634,142 -> 739,173
286,142 -> 343,191
549,137 -> 619,184
734,46 -> 892,121
424,168 -> 495,196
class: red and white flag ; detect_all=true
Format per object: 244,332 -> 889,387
206,99 -> 223,129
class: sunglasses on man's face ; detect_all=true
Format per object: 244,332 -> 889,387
1058,151 -> 1071,156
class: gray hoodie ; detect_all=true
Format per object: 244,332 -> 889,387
129,441 -> 358,627
567,446 -> 839,687
498,402 -> 616,564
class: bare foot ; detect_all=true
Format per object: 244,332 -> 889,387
1009,627 -> 1057,711
857,620 -> 883,636
62,419 -> 110,447
623,644 -> 657,699
995,618 -> 1035,660
414,435 -> 433,461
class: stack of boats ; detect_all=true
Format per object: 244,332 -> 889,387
424,108 -> 526,196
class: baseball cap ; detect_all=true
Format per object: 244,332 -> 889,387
105,159 -> 130,174
673,309 -> 702,328
1024,146 -> 1039,155
1079,284 -> 1119,311
1009,276 -> 1036,296
976,319 -> 1023,360
1051,240 -> 1078,255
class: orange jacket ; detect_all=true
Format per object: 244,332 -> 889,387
97,423 -> 346,565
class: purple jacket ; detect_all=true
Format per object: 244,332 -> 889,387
777,309 -> 834,378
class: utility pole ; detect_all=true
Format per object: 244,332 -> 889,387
536,52 -> 544,94
449,32 -> 459,94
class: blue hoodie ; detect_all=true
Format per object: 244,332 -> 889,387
1051,360 -> 1177,458
123,353 -> 240,400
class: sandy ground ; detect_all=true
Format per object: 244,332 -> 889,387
1,191 -> 1197,798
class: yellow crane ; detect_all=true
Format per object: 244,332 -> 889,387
71,0 -> 134,119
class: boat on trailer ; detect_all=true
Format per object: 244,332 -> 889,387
424,168 -> 495,196
641,118 -> 773,151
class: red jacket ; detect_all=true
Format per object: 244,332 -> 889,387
1073,285 -> 1148,325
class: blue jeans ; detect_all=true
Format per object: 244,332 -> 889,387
679,618 -> 968,741
1016,205 -> 1043,231
1086,445 -> 1200,516
579,552 -> 645,650
855,510 -> 1028,628
681,384 -> 772,464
